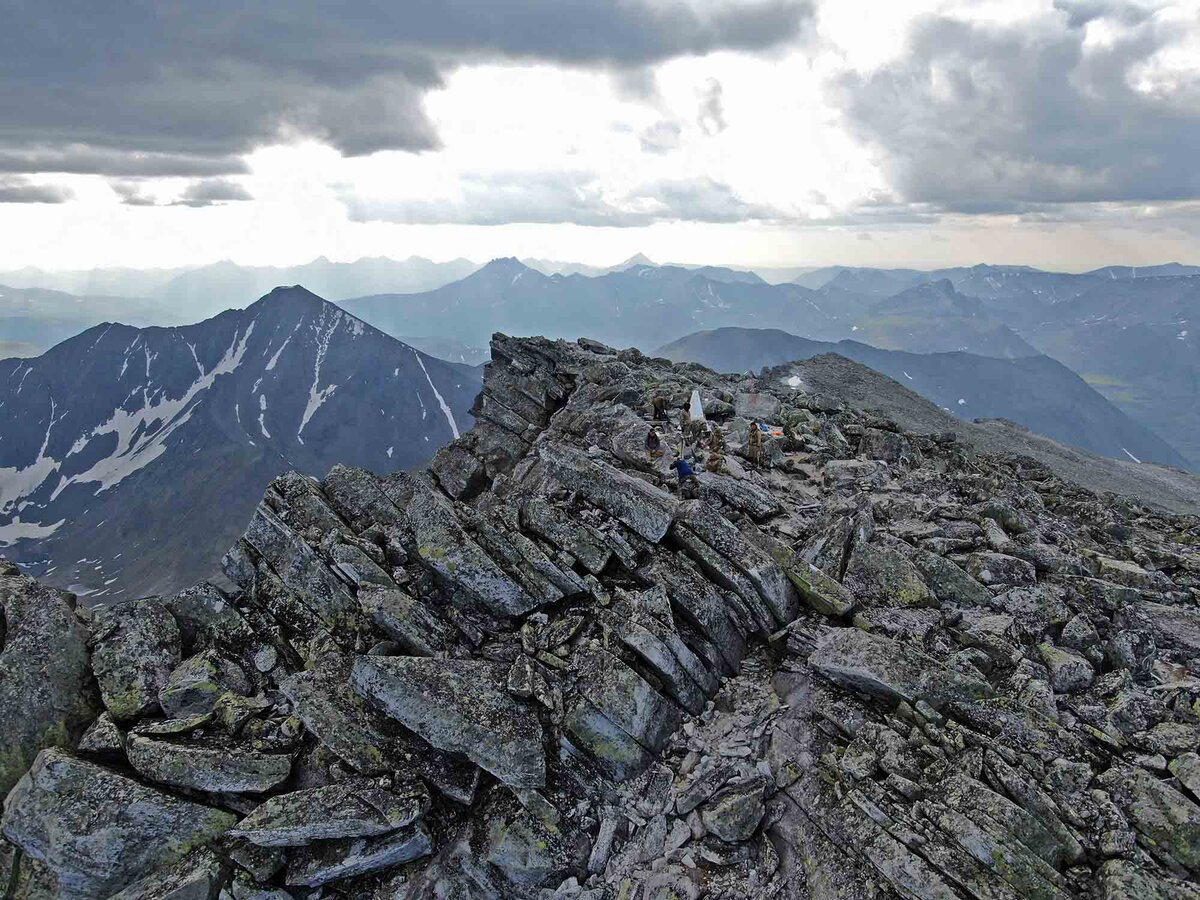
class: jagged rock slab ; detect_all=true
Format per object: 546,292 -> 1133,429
241,501 -> 362,634
229,778 -> 427,847
125,730 -> 293,794
388,474 -> 538,617
352,656 -> 546,789
90,598 -> 181,722
809,627 -> 994,710
538,443 -> 677,542
286,822 -> 433,887
106,848 -> 230,900
0,573 -> 100,796
572,647 -> 683,755
279,661 -> 480,804
1,749 -> 236,900
357,584 -> 456,657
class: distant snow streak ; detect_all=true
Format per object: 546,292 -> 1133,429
412,349 -> 459,439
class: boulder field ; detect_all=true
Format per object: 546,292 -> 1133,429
1,333 -> 1199,898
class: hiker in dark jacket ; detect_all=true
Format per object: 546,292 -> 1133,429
670,456 -> 700,497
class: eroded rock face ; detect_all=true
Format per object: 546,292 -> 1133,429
1,333 -> 1198,899
0,571 -> 99,796
352,656 -> 546,790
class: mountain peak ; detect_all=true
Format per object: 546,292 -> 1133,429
615,252 -> 657,270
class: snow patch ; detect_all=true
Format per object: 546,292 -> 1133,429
957,398 -> 966,405
412,349 -> 459,438
266,317 -> 302,371
49,321 -> 256,501
0,397 -> 63,511
298,308 -> 341,444
258,393 -> 271,439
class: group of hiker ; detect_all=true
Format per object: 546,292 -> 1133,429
643,388 -> 774,497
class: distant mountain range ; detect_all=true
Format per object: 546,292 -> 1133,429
0,257 -> 485,353
0,287 -> 480,599
5,256 -> 1197,469
341,258 -> 849,350
657,327 -> 1190,470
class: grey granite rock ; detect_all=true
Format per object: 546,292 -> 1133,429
0,573 -> 100,795
352,655 -> 546,789
1,749 -> 235,900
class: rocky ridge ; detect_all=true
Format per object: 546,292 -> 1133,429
1,334 -> 1199,899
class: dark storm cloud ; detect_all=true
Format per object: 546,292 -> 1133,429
0,1 -> 813,178
0,176 -> 73,204
341,171 -> 777,226
170,179 -> 254,208
833,1 -> 1200,210
0,147 -> 248,178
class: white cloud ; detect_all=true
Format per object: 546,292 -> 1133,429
0,0 -> 1197,271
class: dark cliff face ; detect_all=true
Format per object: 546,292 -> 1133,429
2,334 -> 1199,899
0,286 -> 480,598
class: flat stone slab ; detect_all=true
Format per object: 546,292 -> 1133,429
1,749 -> 236,900
279,661 -> 480,804
286,822 -> 433,888
538,443 -> 677,543
352,656 -> 546,790
126,731 -> 293,794
229,778 -> 428,847
809,627 -> 993,711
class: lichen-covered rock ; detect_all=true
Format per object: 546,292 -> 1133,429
125,729 -> 293,794
229,778 -> 428,846
0,571 -> 100,796
843,542 -> 934,609
538,443 -> 677,542
280,660 -> 481,804
700,775 -> 767,843
961,551 -> 1037,587
105,848 -> 230,900
1099,765 -> 1200,874
573,647 -> 683,755
809,626 -> 993,710
911,548 -> 991,607
76,713 -> 124,760
356,584 -> 455,657
1038,642 -> 1095,694
158,650 -> 250,718
1,749 -> 236,900
389,474 -> 538,617
286,822 -> 433,887
352,656 -> 546,789
162,582 -> 256,657
90,599 -> 181,723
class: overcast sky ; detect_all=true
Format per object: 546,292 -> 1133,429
1,0 -> 1197,271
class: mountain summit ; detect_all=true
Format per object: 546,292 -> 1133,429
1,333 -> 1196,897
0,287 -> 480,598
